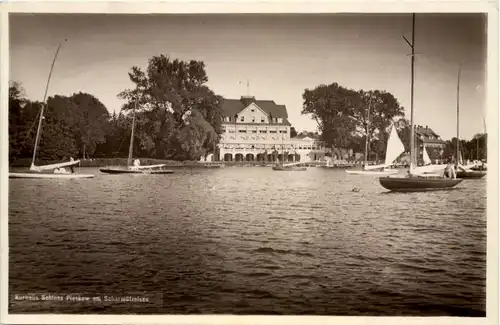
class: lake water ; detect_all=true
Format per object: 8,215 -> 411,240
8,167 -> 487,316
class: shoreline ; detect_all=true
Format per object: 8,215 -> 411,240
8,157 -> 374,169
9,157 -> 333,168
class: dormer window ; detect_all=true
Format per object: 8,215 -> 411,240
278,118 -> 283,123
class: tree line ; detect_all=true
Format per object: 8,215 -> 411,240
9,55 -> 224,163
301,82 -> 487,162
8,55 -> 487,164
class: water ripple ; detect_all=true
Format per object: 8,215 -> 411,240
8,167 -> 486,316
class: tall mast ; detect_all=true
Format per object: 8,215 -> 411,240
364,95 -> 372,169
127,98 -> 137,167
31,39 -> 66,167
410,13 -> 416,169
403,14 -> 416,171
456,64 -> 461,165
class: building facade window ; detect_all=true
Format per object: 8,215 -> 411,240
240,116 -> 245,122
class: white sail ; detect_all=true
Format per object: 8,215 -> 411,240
385,124 -> 405,166
30,159 -> 80,172
423,145 -> 432,165
365,124 -> 404,170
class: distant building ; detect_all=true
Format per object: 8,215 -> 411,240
414,125 -> 446,161
217,96 -> 327,162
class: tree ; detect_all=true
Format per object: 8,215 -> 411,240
95,111 -> 133,158
71,92 -> 110,156
290,126 -> 298,138
449,133 -> 487,162
9,81 -> 38,161
349,90 -> 405,160
302,83 -> 406,159
46,93 -> 110,158
302,83 -> 360,150
118,55 -> 223,160
9,80 -> 111,162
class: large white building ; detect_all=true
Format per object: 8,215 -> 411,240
217,96 -> 327,162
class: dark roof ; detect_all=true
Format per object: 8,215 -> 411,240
415,125 -> 441,138
221,96 -> 289,119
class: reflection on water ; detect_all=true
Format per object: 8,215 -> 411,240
9,167 -> 486,315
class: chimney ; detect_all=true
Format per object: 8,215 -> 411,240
425,125 -> 428,129
240,96 -> 256,107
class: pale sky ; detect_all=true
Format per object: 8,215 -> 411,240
10,13 -> 486,141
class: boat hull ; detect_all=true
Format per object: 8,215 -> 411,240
9,172 -> 94,179
346,169 -> 399,176
379,176 -> 463,192
203,164 -> 225,168
320,164 -> 354,169
456,170 -> 487,179
272,166 -> 307,171
99,168 -> 173,174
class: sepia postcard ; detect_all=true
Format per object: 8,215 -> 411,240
0,1 -> 498,325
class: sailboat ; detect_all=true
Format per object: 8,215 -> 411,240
346,122 -> 403,176
379,13 -> 463,192
470,117 -> 487,172
9,41 -> 94,179
457,71 -> 486,179
346,124 -> 404,175
452,67 -> 486,179
272,135 -> 307,171
408,145 -> 446,176
99,98 -> 173,175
